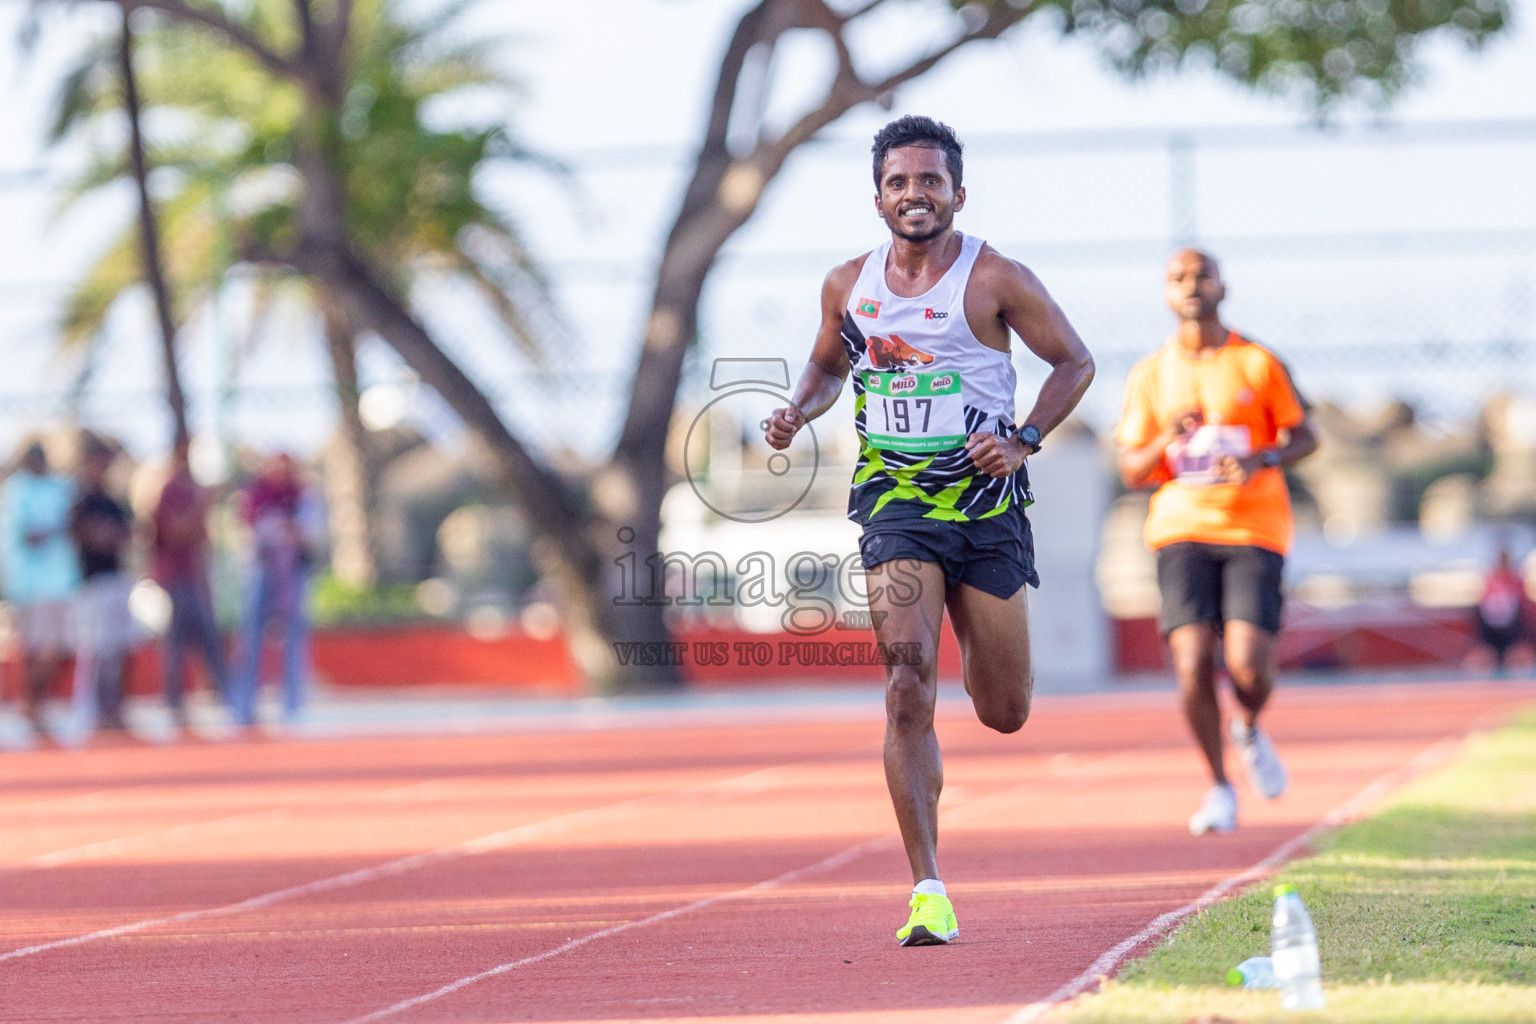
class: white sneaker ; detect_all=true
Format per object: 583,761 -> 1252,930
1231,719 -> 1288,799
1188,783 -> 1238,835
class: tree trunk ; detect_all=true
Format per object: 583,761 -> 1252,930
284,236 -> 680,692
253,26 -> 670,688
267,8 -> 679,685
119,8 -> 190,446
317,290 -> 380,587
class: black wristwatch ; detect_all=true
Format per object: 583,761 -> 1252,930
1016,423 -> 1043,454
1258,448 -> 1281,469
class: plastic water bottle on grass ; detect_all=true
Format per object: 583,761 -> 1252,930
1227,956 -> 1277,989
1271,883 -> 1325,1010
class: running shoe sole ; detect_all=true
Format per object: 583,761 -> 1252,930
899,924 -> 958,946
1189,816 -> 1237,836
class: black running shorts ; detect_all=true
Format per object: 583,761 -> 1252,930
858,503 -> 1040,600
1156,541 -> 1285,636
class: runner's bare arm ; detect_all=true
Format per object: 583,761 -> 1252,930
963,251 -> 1095,478
766,260 -> 859,451
1118,407 -> 1204,488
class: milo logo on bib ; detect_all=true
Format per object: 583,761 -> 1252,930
863,370 -> 967,453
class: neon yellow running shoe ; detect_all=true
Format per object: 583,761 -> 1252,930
895,891 -> 958,946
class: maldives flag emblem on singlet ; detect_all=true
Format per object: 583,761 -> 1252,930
856,297 -> 881,318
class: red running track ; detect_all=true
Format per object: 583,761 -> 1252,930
0,680 -> 1530,1023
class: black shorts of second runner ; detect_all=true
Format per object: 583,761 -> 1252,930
1156,541 -> 1285,635
858,503 -> 1040,600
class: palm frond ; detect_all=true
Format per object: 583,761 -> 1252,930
45,0 -> 562,371
233,269 -> 312,365
449,251 -> 547,366
64,331 -> 109,410
59,231 -> 139,350
46,36 -> 120,143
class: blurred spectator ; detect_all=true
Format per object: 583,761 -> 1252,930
229,454 -> 321,727
70,435 -> 135,735
1466,549 -> 1533,674
1,441 -> 79,740
151,436 -> 227,728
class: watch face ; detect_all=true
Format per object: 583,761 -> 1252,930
1020,425 -> 1042,448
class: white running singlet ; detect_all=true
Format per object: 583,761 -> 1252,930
841,232 -> 1028,524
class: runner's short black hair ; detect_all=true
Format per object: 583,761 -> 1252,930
872,116 -> 964,190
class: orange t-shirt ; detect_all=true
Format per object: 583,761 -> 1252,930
1115,333 -> 1306,555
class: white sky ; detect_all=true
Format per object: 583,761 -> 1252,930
0,0 -> 1532,459
490,1 -> 1536,147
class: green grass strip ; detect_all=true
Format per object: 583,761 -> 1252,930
1054,707 -> 1536,1024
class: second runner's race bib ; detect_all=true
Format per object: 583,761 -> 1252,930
864,370 -> 966,453
1167,424 -> 1252,484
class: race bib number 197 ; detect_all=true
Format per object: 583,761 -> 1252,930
864,371 -> 967,453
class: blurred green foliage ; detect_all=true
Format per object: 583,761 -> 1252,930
48,0 -> 549,359
309,571 -> 427,627
957,0 -> 1506,104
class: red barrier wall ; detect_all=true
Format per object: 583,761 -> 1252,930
1111,602 -> 1478,675
0,601 -> 1480,702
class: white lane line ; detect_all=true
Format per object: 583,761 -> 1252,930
0,755 -> 841,965
1000,730 -> 1475,1024
0,777 -> 489,873
336,834 -> 897,1024
333,744 -> 1148,1024
18,810 -> 295,869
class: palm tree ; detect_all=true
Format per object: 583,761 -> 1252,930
48,0 -> 551,584
117,5 -> 189,447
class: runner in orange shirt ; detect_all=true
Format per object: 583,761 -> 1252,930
1116,249 -> 1318,835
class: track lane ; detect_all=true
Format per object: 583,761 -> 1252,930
325,683 -> 1532,1024
0,682 -> 1526,1024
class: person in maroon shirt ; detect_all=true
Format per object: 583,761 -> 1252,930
228,453 -> 317,727
151,437 -> 227,728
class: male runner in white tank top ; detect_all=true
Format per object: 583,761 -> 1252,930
766,116 -> 1095,946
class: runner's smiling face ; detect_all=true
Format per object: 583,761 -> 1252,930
875,146 -> 964,243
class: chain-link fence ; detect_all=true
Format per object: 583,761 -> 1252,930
687,119 -> 1536,431
1,119 -> 1532,499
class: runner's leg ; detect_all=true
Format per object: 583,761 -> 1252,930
1220,545 -> 1284,727
945,583 -> 1031,734
1223,620 -> 1275,728
871,558 -> 949,884
1169,623 -> 1226,784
